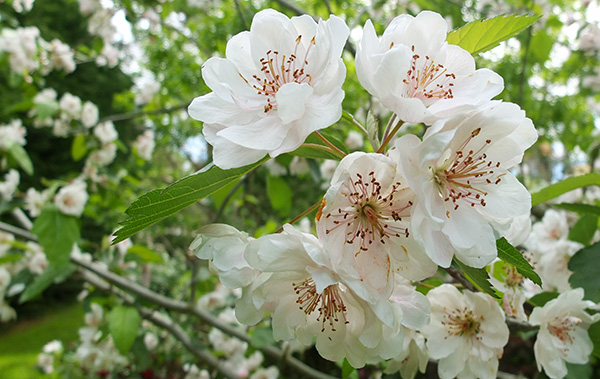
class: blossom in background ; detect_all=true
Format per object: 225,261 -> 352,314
59,92 -> 82,118
422,284 -> 509,379
133,129 -> 155,160
54,180 -> 89,216
188,9 -> 349,169
529,289 -> 600,378
93,121 -> 118,144
0,169 -> 20,201
355,11 -> 503,124
345,130 -> 364,150
134,81 -> 160,105
391,101 -> 537,268
88,142 -> 117,167
81,101 -> 99,128
190,224 -> 258,289
48,38 -> 76,73
0,119 -> 27,149
0,26 -> 40,74
383,327 -> 428,379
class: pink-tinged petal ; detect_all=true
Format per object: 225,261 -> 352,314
275,82 -> 313,124
390,285 -> 430,329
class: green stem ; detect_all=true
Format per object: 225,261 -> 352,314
376,119 -> 404,154
276,200 -> 322,233
313,131 -> 347,159
342,111 -> 368,136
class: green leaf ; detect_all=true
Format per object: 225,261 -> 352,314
19,264 -> 76,303
528,291 -> 559,307
568,241 -> 600,302
31,205 -> 80,269
266,176 -> 292,216
568,214 -> 599,245
113,159 -> 267,243
588,321 -> 600,358
447,14 -> 541,55
35,101 -> 59,120
531,174 -> 600,206
125,245 -> 164,263
0,253 -> 24,265
529,30 -> 554,64
341,358 -> 357,379
71,134 -> 88,161
496,237 -> 542,286
366,110 -> 380,152
290,131 -> 348,160
7,143 -> 33,175
250,327 -> 275,348
555,203 -> 600,216
454,259 -> 499,298
108,306 -> 141,355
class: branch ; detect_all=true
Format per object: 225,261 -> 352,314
444,266 -> 477,292
0,221 -> 36,241
98,103 -> 188,124
71,256 -> 336,379
79,270 -> 239,379
233,0 -> 249,30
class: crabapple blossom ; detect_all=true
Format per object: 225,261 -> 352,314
529,289 -> 600,378
383,327 -> 428,379
88,142 -> 117,166
0,119 -> 26,148
81,101 -> 99,128
316,152 -> 435,301
188,9 -> 349,169
355,11 -> 503,124
59,93 -> 82,117
54,180 -> 89,216
93,121 -> 118,144
0,169 -> 20,201
422,284 -> 509,379
0,300 -> 16,322
132,130 -> 156,160
391,101 -> 537,268
190,224 -> 258,288
48,39 -> 76,73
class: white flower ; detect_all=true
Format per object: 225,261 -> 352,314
24,188 -> 49,218
94,121 -> 118,143
143,332 -> 159,350
135,81 -> 160,105
188,9 -> 349,169
579,23 -> 600,51
133,130 -> 155,160
525,209 -> 570,251
345,130 -> 364,150
85,303 -> 104,328
537,239 -> 582,293
54,180 -> 89,216
391,102 -> 537,268
42,340 -> 63,354
0,231 -> 15,257
250,367 -> 279,379
529,289 -> 600,378
81,101 -> 99,128
316,152 -> 435,301
190,224 -> 258,289
383,327 -> 428,379
490,261 -> 528,321
289,156 -> 310,176
59,93 -> 82,117
0,300 -> 17,322
0,119 -> 26,149
37,353 -> 54,374
355,11 -> 503,125
49,39 -> 76,73
0,169 -> 20,201
12,0 -> 35,13
422,284 -> 509,379
88,142 -> 117,166
237,225 -> 422,368
0,267 -> 11,297
27,248 -> 48,275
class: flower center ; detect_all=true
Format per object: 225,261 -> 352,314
324,171 -> 412,255
435,128 -> 505,216
442,306 -> 482,338
402,45 -> 455,105
240,35 -> 315,113
548,316 -> 582,346
293,278 -> 348,332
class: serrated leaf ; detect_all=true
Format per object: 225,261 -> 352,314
31,205 -> 80,269
71,134 -> 88,161
266,176 -> 292,216
125,245 -> 164,263
108,306 -> 141,355
447,14 -> 541,55
290,131 -> 348,160
454,259 -> 499,298
113,159 -> 267,243
531,174 -> 600,206
555,203 -> 600,216
496,237 -> 542,286
19,263 -> 76,303
568,214 -> 599,245
7,143 -> 33,175
568,241 -> 600,302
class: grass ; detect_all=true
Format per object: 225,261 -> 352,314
0,302 -> 84,379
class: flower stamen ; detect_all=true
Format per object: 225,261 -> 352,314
293,278 -> 349,332
403,45 -> 455,104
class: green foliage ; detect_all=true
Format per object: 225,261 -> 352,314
19,264 -> 76,303
71,134 -> 88,162
249,327 -> 275,348
496,237 -> 542,286
31,205 -> 80,269
589,321 -> 600,358
113,158 -> 268,243
108,306 -> 141,355
266,176 -> 293,217
125,245 -> 164,264
6,143 -> 33,175
447,14 -> 541,55
568,214 -> 599,246
290,131 -> 348,160
528,291 -> 559,307
569,241 -> 600,302
531,174 -> 600,206
454,259 -> 499,299
555,203 -> 600,216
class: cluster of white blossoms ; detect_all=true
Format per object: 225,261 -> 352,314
185,8 -> 555,376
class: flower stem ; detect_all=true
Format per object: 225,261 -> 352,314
276,199 -> 322,233
376,118 -> 403,153
342,111 -> 368,136
313,131 -> 347,159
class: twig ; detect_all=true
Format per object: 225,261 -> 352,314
71,256 -> 336,379
233,0 -> 249,30
79,270 -> 239,379
211,170 -> 255,223
98,103 -> 188,124
276,200 -> 322,233
0,221 -> 36,241
11,209 -> 33,231
376,119 -> 403,154
314,131 -> 347,159
444,266 -> 477,292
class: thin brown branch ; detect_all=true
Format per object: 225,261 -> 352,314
0,221 -> 36,241
98,103 -> 188,124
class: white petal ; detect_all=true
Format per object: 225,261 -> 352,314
275,82 -> 313,124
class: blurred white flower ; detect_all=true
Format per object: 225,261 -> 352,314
81,101 -> 99,128
133,130 -> 155,160
94,121 -> 118,143
54,180 -> 89,216
0,170 -> 20,201
0,119 -> 26,149
88,142 -> 117,166
344,130 -> 364,150
135,81 -> 160,105
49,39 -> 76,73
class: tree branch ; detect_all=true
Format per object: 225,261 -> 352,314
0,220 -> 36,241
98,103 -> 188,124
